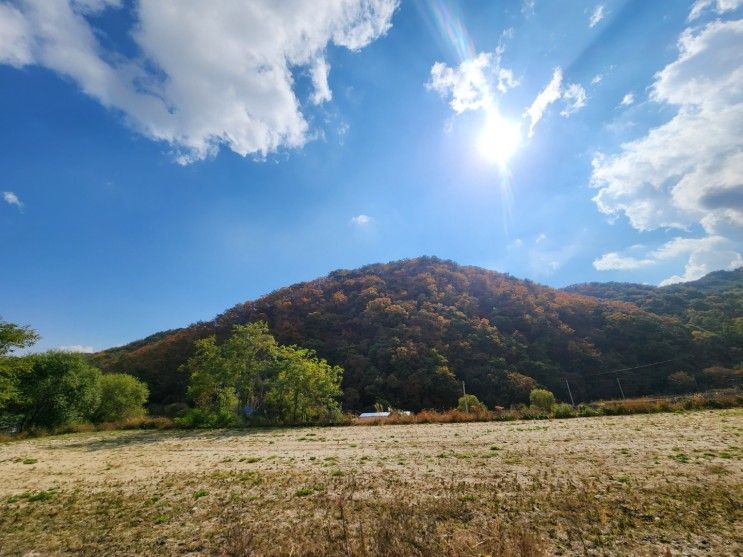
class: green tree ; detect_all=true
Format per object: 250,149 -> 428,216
181,336 -> 240,426
457,394 -> 487,413
12,352 -> 102,430
0,318 -> 39,409
182,322 -> 343,425
263,344 -> 343,424
94,373 -> 149,422
529,388 -> 555,412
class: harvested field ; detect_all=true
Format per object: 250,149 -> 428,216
1,409 -> 741,556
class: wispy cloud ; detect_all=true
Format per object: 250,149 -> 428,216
58,344 -> 95,353
560,84 -> 587,117
427,43 -> 519,115
2,191 -> 22,209
689,0 -> 743,21
349,214 -> 373,227
523,68 -> 589,135
619,92 -> 635,106
589,5 -> 605,28
524,68 -> 563,136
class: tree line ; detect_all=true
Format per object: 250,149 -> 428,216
0,318 -> 343,431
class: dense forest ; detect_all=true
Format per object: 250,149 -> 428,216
93,257 -> 742,412
564,268 -> 742,359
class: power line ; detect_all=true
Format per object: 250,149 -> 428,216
592,357 -> 685,377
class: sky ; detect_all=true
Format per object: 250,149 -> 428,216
1,0 -> 742,353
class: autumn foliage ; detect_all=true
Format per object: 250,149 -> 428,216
93,257 -> 740,411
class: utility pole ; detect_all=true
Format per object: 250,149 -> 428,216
564,377 -> 575,407
462,380 -> 468,413
616,376 -> 626,399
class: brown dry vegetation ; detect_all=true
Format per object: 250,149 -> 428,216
0,409 -> 741,556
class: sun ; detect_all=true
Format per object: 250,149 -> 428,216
477,112 -> 522,168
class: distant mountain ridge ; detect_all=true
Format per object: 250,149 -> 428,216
563,268 -> 742,343
93,258 -> 742,411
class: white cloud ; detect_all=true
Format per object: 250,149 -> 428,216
427,28 -> 521,118
0,4 -> 32,67
689,0 -> 743,21
0,0 -> 398,163
496,68 -> 519,94
561,83 -> 587,117
508,238 -> 524,249
524,68 -> 562,136
309,57 -> 332,105
2,191 -> 22,208
535,233 -> 547,244
591,74 -> 603,85
593,236 -> 741,280
522,0 -> 536,16
659,246 -> 743,284
589,5 -> 605,28
592,18 -> 743,283
428,53 -> 497,114
523,68 -> 589,134
619,92 -> 635,106
430,41 -> 587,139
427,48 -> 520,115
58,344 -> 95,353
349,214 -> 372,226
593,252 -> 654,270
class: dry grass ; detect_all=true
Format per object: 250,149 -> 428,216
0,409 -> 741,555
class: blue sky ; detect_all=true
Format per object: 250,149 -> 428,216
1,0 -> 742,352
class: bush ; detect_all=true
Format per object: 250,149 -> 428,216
175,408 -> 239,429
457,394 -> 487,413
700,366 -> 742,389
576,403 -> 601,417
667,371 -> 696,393
519,406 -> 550,420
552,403 -> 575,419
529,388 -> 555,412
94,373 -> 149,423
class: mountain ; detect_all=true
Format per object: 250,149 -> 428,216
92,257 -> 739,411
564,268 -> 742,365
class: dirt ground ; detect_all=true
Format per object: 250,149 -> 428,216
1,409 -> 741,556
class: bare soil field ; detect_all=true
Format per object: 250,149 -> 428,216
1,409 -> 741,556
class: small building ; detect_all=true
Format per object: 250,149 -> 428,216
358,411 -> 391,418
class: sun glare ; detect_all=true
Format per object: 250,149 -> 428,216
477,112 -> 522,168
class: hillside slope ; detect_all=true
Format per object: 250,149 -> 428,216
94,257 -> 733,411
564,268 -> 742,365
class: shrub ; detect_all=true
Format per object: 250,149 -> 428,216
519,406 -> 550,420
529,388 -> 555,412
175,407 -> 239,428
576,403 -> 601,417
457,394 -> 487,413
667,371 -> 696,393
552,403 -> 575,419
700,366 -> 742,389
94,373 -> 149,423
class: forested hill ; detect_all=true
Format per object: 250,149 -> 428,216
563,268 -> 742,363
93,257 -> 739,411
